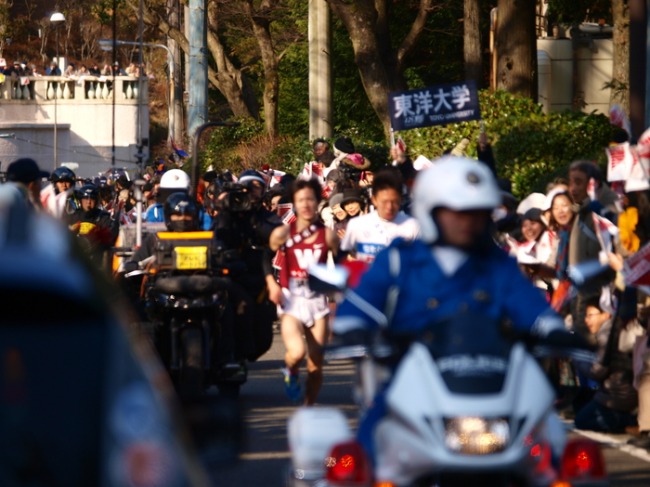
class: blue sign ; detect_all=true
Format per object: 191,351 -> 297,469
388,81 -> 481,131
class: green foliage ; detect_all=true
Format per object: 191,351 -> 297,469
329,16 -> 385,141
546,0 -> 612,26
267,136 -> 314,175
493,109 -> 614,198
202,90 -> 615,199
399,90 -> 615,199
277,35 -> 309,136
200,117 -> 266,172
92,0 -> 126,26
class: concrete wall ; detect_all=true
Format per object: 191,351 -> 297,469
0,76 -> 149,178
537,38 -> 613,115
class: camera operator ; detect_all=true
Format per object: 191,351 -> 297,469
211,169 -> 283,362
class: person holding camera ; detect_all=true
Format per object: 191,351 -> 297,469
211,169 -> 283,362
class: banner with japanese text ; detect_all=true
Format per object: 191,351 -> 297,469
388,81 -> 481,131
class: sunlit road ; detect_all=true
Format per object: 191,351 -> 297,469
210,330 -> 650,486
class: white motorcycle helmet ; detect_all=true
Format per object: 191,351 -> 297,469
160,169 -> 191,190
412,156 -> 501,243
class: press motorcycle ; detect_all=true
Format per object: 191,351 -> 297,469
128,230 -> 245,398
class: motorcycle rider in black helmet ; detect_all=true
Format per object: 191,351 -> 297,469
126,191 -> 242,380
49,166 -> 79,215
51,167 -> 76,194
68,183 -> 119,265
128,191 -> 200,263
164,191 -> 200,232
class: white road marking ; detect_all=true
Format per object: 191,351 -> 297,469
564,421 -> 650,464
240,451 -> 292,460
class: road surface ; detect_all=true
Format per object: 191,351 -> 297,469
210,330 -> 650,486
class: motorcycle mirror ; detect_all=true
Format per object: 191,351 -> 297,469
308,263 -> 349,294
124,269 -> 148,278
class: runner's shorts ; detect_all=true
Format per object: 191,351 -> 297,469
278,288 -> 329,327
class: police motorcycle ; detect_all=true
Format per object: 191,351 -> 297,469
124,192 -> 245,399
286,263 -> 608,487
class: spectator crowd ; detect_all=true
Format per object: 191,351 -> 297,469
0,57 -> 146,78
1,125 -> 650,446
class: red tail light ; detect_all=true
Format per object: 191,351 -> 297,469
559,438 -> 607,480
530,441 -> 553,475
325,440 -> 372,486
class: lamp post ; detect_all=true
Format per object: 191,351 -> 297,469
98,39 -> 176,145
50,11 -> 65,169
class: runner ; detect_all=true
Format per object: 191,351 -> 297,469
269,178 -> 338,404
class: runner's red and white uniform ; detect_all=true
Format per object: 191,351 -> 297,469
278,222 -> 329,327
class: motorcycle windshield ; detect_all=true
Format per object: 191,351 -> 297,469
422,313 -> 511,395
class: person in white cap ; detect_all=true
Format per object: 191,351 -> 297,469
144,169 -> 191,222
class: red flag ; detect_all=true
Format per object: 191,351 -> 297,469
276,202 -> 296,224
625,240 -> 650,286
272,249 -> 285,271
606,143 -> 634,182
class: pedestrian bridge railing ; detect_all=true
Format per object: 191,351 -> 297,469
0,75 -> 148,103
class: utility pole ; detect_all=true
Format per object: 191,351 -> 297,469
308,0 -> 332,140
168,0 -> 184,144
629,0 -> 646,138
188,0 -> 208,143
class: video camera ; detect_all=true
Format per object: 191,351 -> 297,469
338,163 -> 363,183
217,182 -> 254,213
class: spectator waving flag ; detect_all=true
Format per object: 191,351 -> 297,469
277,203 -> 296,224
171,139 -> 189,158
606,142 -> 635,182
389,80 -> 480,131
624,240 -> 650,287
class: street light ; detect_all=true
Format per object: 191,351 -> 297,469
50,11 -> 65,169
98,39 -> 176,145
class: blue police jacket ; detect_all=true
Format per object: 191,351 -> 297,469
334,238 -> 559,337
144,203 -> 164,222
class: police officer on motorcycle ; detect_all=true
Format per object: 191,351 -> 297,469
49,166 -> 79,215
127,191 -> 243,389
51,166 -> 76,195
130,191 -> 201,264
333,156 -> 587,461
68,183 -> 119,264
210,169 -> 282,362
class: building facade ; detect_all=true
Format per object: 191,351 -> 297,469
0,75 -> 149,178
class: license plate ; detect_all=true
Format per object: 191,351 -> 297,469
174,246 -> 208,270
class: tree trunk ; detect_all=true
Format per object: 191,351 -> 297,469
464,0 -> 482,86
168,0 -> 184,143
206,1 -> 260,119
327,0 -> 433,138
495,0 -> 537,99
610,0 -> 630,114
329,0 -> 393,135
242,0 -> 280,138
129,0 -> 258,120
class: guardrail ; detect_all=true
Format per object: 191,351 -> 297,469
0,75 -> 147,102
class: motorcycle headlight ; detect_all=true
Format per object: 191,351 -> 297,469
443,417 -> 510,455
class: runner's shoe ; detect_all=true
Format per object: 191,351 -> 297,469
282,367 -> 302,402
